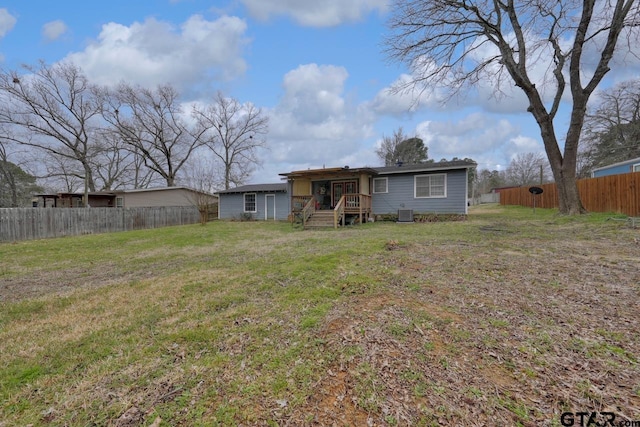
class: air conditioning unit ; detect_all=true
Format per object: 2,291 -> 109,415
397,209 -> 414,223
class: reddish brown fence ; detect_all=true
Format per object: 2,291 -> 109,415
499,172 -> 640,216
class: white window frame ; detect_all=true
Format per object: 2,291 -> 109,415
633,163 -> 640,172
244,193 -> 257,212
414,174 -> 447,198
373,177 -> 388,194
115,196 -> 124,208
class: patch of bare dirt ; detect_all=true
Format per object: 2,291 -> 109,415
0,260 -> 179,303
286,229 -> 640,426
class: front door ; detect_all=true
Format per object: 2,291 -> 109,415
332,181 -> 358,207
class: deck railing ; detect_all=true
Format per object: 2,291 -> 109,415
301,196 -> 316,228
333,196 -> 345,228
292,195 -> 313,212
290,193 -> 372,228
343,193 -> 372,223
290,195 -> 313,224
343,193 -> 371,209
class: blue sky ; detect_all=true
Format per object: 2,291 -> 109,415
1,0 -> 638,185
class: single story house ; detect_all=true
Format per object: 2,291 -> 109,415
591,157 -> 640,178
217,160 -> 476,227
34,186 -> 217,208
282,161 -> 475,227
217,183 -> 289,221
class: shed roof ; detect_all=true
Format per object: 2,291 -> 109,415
280,166 -> 379,179
217,183 -> 287,194
34,191 -> 117,198
114,186 -> 215,196
37,187 -> 217,198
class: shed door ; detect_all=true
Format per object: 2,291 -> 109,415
265,194 -> 276,220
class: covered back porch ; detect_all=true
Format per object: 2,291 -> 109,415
280,166 -> 377,228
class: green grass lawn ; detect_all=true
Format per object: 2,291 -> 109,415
1,205 -> 639,426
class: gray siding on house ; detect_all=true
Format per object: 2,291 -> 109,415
372,169 -> 469,215
219,192 -> 289,220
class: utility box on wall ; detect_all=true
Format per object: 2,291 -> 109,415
397,209 -> 414,223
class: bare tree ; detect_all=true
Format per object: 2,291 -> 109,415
475,168 -> 507,195
179,156 -> 220,224
192,92 -> 268,190
386,0 -> 640,214
0,61 -> 104,205
101,83 -> 205,187
582,79 -> 640,171
39,148 -> 85,192
376,127 -> 429,166
89,129 -> 138,191
505,152 -> 549,186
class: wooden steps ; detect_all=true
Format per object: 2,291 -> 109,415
304,211 -> 336,228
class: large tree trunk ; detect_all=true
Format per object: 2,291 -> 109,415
536,108 -> 587,215
557,105 -> 588,215
555,166 -> 586,215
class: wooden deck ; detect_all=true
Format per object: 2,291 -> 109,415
291,194 -> 372,229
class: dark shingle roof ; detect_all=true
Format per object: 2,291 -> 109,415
374,160 -> 476,175
217,183 -> 287,195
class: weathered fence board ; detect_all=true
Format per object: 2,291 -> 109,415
500,172 -> 640,216
0,206 -> 201,242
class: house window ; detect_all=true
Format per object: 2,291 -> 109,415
116,197 -> 123,208
415,174 -> 446,198
633,163 -> 640,172
373,177 -> 388,193
244,193 -> 257,212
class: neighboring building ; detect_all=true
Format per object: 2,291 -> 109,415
113,186 -> 216,208
591,157 -> 640,178
33,186 -> 216,208
34,192 -> 117,208
217,183 -> 289,221
489,186 -> 520,194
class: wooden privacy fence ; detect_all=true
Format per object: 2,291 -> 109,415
500,172 -> 640,216
0,206 -> 201,242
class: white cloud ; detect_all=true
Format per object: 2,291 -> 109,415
368,73 -> 449,116
42,20 -> 68,41
265,63 -> 375,168
415,113 -> 543,171
279,64 -> 348,123
64,15 -> 249,94
0,8 -> 17,38
239,0 -> 387,27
